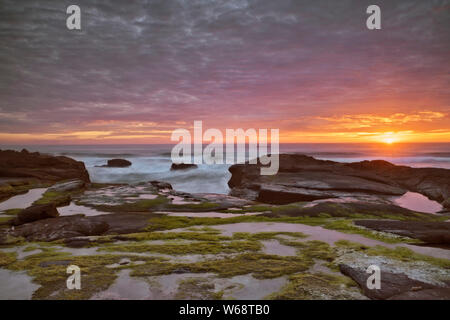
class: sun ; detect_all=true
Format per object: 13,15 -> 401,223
378,132 -> 399,144
383,137 -> 395,144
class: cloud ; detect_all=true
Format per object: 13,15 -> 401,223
0,0 -> 449,142
315,111 -> 447,129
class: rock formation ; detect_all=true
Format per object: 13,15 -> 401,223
354,220 -> 450,245
228,154 -> 450,209
0,149 -> 90,182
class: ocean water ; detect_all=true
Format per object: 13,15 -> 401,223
1,143 -> 449,194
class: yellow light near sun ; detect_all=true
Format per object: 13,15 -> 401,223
379,132 -> 399,144
383,137 -> 395,144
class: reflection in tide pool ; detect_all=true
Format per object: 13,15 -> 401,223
0,269 -> 39,299
58,202 -> 107,216
0,188 -> 47,211
393,192 -> 443,214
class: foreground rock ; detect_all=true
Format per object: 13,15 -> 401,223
354,220 -> 450,245
98,159 -> 132,167
8,215 -> 109,242
339,264 -> 450,300
228,154 -> 450,209
171,163 -> 198,170
12,204 -> 59,226
0,211 -> 156,243
0,149 -> 90,183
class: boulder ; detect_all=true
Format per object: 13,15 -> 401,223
0,149 -> 90,183
171,163 -> 198,170
12,204 -> 59,226
339,264 -> 449,300
354,220 -> 450,244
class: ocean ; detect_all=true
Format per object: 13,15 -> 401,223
1,143 -> 449,194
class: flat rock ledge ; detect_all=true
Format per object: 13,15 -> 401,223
354,220 -> 450,245
339,264 -> 450,300
228,154 -> 450,209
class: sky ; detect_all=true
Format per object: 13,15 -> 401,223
0,0 -> 449,144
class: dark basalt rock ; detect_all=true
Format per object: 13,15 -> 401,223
98,159 -> 132,167
228,154 -> 450,209
0,149 -> 90,183
2,211 -> 159,244
150,180 -> 173,190
354,220 -> 450,244
12,203 -> 59,226
171,163 -> 198,170
10,215 -> 109,242
339,264 -> 450,300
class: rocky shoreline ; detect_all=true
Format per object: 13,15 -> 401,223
228,154 -> 450,211
0,149 -> 449,300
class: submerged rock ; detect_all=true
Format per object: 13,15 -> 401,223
12,203 -> 59,226
170,163 -> 198,170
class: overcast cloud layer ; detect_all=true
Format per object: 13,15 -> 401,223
0,0 -> 449,143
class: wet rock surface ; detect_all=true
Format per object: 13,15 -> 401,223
339,264 -> 450,300
354,220 -> 450,245
47,179 -> 85,192
228,154 -> 450,209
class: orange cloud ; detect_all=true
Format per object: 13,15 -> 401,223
314,111 -> 446,130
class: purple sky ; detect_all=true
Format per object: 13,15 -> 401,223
0,0 -> 449,143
